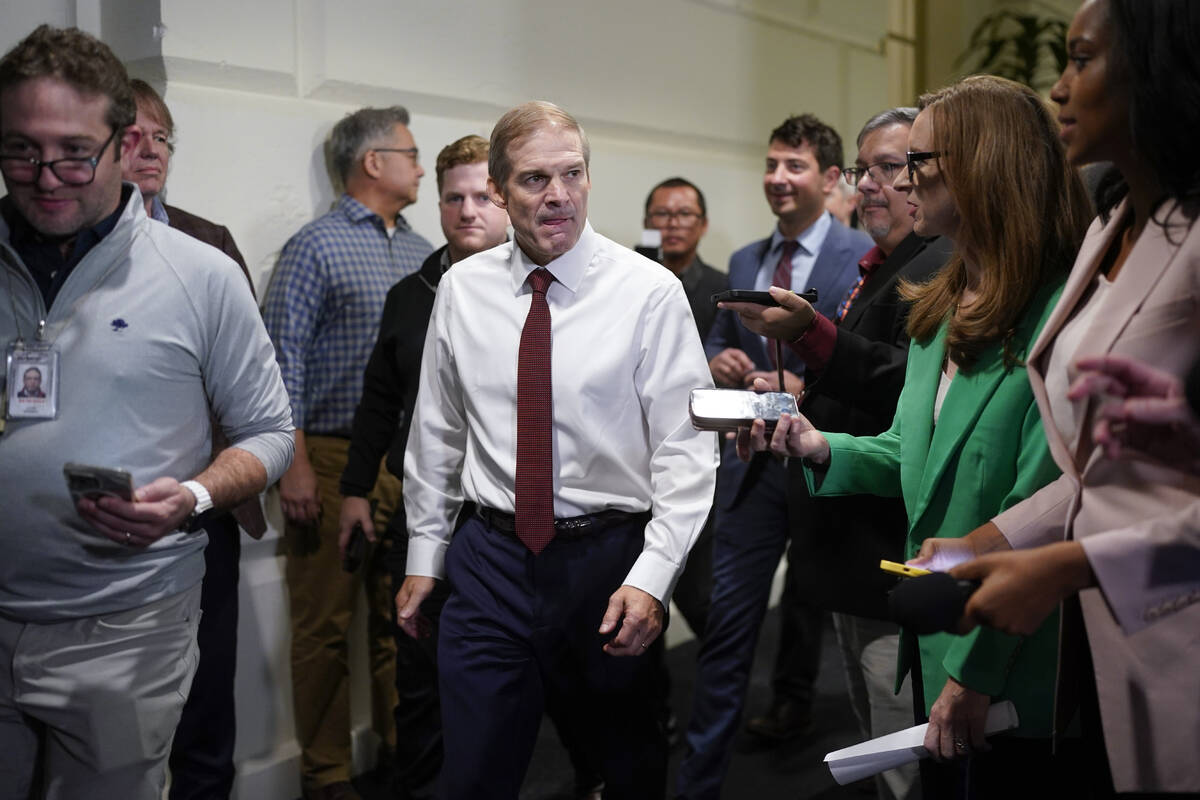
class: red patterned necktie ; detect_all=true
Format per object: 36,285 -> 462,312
767,240 -> 800,367
515,268 -> 556,554
772,239 -> 799,291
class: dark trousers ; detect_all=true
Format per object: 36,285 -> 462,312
437,514 -> 666,800
677,457 -> 823,800
169,513 -> 240,800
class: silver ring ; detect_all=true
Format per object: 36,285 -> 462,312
953,737 -> 968,752
125,531 -> 132,544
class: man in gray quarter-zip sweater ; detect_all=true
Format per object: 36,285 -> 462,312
0,26 -> 293,800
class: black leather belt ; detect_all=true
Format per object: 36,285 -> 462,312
477,506 -> 649,541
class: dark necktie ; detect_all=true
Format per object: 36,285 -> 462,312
515,268 -> 556,554
771,239 -> 799,291
767,240 -> 799,368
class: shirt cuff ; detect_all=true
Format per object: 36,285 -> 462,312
405,536 -> 447,580
787,312 -> 836,374
622,549 -> 681,606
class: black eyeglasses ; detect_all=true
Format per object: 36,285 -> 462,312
905,151 -> 945,183
841,161 -> 905,188
646,209 -> 704,226
0,128 -> 119,186
373,146 -> 419,164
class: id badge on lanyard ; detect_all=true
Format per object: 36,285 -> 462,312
6,338 -> 60,420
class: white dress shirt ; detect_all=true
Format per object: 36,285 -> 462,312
403,223 -> 719,602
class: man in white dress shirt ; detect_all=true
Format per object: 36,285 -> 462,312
394,101 -> 718,799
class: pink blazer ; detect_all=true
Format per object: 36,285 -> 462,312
993,199 -> 1200,792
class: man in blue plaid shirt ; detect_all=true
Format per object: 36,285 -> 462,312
262,105 -> 432,800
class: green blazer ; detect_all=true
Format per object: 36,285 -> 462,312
804,280 -> 1064,737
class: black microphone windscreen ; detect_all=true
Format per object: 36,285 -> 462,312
888,572 -> 978,635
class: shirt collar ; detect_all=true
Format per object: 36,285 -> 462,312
149,194 -> 170,224
510,221 -> 596,295
858,245 -> 887,275
769,210 -> 832,258
336,192 -> 412,232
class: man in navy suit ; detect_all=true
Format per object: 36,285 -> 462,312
677,113 -> 871,800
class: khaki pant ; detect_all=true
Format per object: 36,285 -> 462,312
285,435 -> 400,791
0,585 -> 202,800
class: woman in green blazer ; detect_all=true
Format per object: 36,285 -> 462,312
743,76 -> 1093,797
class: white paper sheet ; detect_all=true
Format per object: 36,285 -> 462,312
824,700 -> 1020,785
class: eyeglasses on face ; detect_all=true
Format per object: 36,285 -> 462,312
373,146 -> 419,164
841,161 -> 905,188
646,209 -> 704,226
0,128 -> 119,187
905,150 -> 946,184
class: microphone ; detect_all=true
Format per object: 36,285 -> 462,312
888,572 -> 981,635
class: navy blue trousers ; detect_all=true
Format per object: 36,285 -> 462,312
677,457 -> 823,799
169,513 -> 240,800
437,514 -> 665,800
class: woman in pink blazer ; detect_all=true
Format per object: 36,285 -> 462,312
912,0 -> 1200,794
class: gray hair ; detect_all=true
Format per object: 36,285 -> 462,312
855,107 -> 918,148
327,106 -> 411,185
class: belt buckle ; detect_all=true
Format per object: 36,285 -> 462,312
556,515 -> 591,534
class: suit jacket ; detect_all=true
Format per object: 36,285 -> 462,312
994,200 -> 1200,792
164,203 -> 254,296
165,203 -> 266,537
705,217 -> 871,507
677,255 -> 728,344
787,233 -> 952,619
806,279 -> 1065,735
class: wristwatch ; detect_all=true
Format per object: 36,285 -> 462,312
180,480 -> 214,533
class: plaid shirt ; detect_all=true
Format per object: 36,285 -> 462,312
263,194 -> 432,434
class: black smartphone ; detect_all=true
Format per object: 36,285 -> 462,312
342,522 -> 366,573
711,287 -> 819,306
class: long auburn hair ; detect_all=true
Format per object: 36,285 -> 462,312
901,75 -> 1092,370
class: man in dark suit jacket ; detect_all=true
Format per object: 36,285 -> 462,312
728,108 -> 951,800
122,78 -> 263,800
677,114 -> 871,800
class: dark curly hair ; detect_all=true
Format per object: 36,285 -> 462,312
768,114 -> 844,172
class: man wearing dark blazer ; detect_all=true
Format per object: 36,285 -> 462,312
122,79 -> 263,800
728,108 -> 951,800
677,114 -> 870,800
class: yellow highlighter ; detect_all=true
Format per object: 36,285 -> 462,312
880,559 -> 932,578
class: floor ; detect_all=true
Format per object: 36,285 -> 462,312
353,608 -> 880,799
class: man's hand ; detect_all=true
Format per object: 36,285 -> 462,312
907,522 -> 1012,573
598,585 -> 664,656
924,677 -> 992,761
708,347 -> 755,387
743,368 -> 804,397
719,286 -> 817,341
338,495 -> 375,559
77,476 -> 197,547
395,575 -> 437,640
279,458 -> 320,524
950,541 -> 1093,636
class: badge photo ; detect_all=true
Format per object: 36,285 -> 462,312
6,345 -> 60,420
